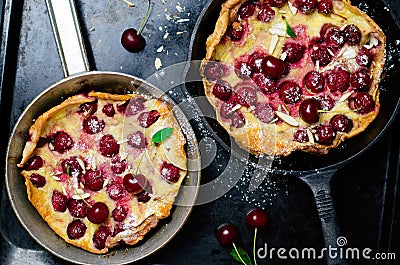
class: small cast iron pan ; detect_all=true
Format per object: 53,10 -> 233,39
185,0 -> 400,264
5,0 -> 200,264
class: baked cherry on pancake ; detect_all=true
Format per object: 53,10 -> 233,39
202,0 -> 386,156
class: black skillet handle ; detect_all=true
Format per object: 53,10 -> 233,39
301,170 -> 349,265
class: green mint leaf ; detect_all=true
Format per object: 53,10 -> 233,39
285,20 -> 297,38
152,128 -> 174,143
230,247 -> 254,265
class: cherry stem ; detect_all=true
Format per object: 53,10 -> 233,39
253,228 -> 258,265
137,0 -> 152,35
232,242 -> 248,265
121,0 -> 135,7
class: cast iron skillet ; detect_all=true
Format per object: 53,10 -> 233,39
185,0 -> 400,264
5,0 -> 200,264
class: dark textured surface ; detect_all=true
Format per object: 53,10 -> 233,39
0,0 -> 400,264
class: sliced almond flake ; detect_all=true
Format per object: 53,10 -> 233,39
269,23 -> 287,37
281,104 -> 290,114
269,35 -> 279,54
52,175 -> 61,181
120,152 -> 128,161
79,182 -> 85,189
306,128 -> 315,144
72,193 -> 90,200
156,45 -> 164,53
62,186 -> 67,196
155,58 -> 163,70
327,48 -> 335,56
339,91 -> 354,102
340,24 -> 348,31
364,34 -> 379,49
176,19 -> 190,23
288,1 -> 298,15
76,157 -> 86,172
269,118 -> 279,124
316,60 -> 320,72
278,10 -> 287,14
275,111 -> 299,127
48,141 -> 55,151
230,104 -> 242,113
280,51 -> 287,61
342,46 -> 357,59
103,178 -> 109,188
75,188 -> 85,195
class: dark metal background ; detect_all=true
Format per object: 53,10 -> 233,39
0,0 -> 400,264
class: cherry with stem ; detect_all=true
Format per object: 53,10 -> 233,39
246,208 -> 269,265
121,0 -> 152,53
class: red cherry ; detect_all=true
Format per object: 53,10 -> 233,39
67,220 -> 87,240
30,173 -> 46,188
299,98 -> 320,124
121,28 -> 146,53
356,48 -> 373,67
326,69 -> 350,92
52,190 -> 67,212
304,71 -> 325,93
311,45 -> 332,66
127,131 -> 148,149
314,125 -> 336,145
342,24 -> 361,45
67,199 -> 89,218
265,0 -> 288,8
235,86 -> 257,108
83,116 -> 105,135
294,129 -> 309,143
318,0 -> 333,14
261,56 -> 286,79
204,61 -> 226,81
283,42 -> 306,64
93,226 -> 111,250
87,202 -> 109,224
238,2 -> 256,19
24,156 -> 44,170
257,4 -> 275,22
123,173 -> 147,194
350,68 -> 371,91
99,134 -> 120,157
252,73 -> 278,94
254,102 -> 275,124
102,103 -> 115,117
160,162 -> 180,183
138,110 -> 160,128
330,114 -> 353,132
79,101 -> 97,116
279,81 -> 302,104
295,0 -> 317,14
53,131 -> 74,153
216,223 -> 239,247
212,81 -> 233,101
112,205 -> 129,222
83,169 -> 104,191
107,183 -> 125,200
246,208 -> 269,229
227,23 -> 244,41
